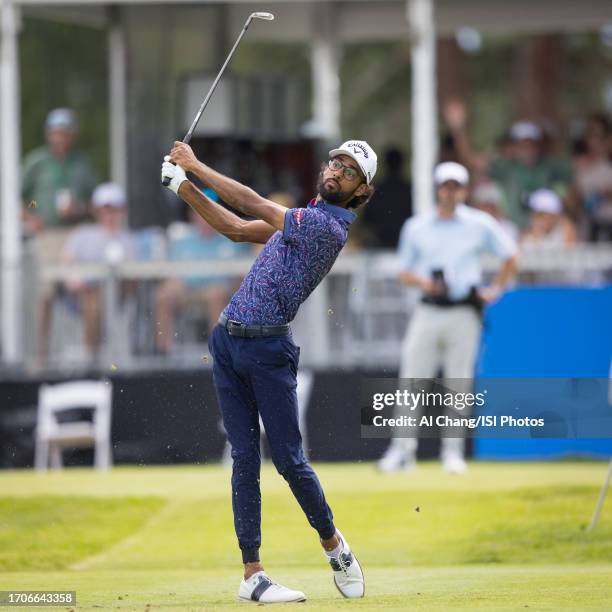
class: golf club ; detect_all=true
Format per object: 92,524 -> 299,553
162,11 -> 275,186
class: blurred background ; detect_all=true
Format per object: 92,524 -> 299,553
1,0 -> 612,468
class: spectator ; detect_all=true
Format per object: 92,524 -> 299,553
26,109 -> 99,364
572,113 -> 612,241
22,108 -> 97,255
39,183 -> 135,363
471,181 -> 519,242
521,189 -> 577,248
361,148 -> 412,248
443,100 -> 572,229
154,191 -> 251,355
378,162 -> 517,474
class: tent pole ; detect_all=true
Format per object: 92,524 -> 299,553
407,0 -> 437,215
0,0 -> 23,365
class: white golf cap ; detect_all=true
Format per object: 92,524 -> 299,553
92,182 -> 126,208
329,140 -> 378,184
528,189 -> 562,215
434,161 -> 469,186
45,108 -> 77,131
509,121 -> 542,141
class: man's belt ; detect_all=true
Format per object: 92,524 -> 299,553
421,295 -> 473,307
218,314 -> 290,338
421,287 -> 484,311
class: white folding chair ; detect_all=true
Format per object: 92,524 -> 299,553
34,380 -> 113,471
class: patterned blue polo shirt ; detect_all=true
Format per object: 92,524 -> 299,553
223,199 -> 356,325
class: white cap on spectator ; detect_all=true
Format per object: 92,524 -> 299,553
528,189 -> 562,215
434,161 -> 469,186
329,140 -> 378,184
92,182 -> 126,208
45,108 -> 77,131
509,121 -> 542,142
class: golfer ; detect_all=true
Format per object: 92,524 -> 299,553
162,139 -> 376,603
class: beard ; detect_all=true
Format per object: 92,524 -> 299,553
317,172 -> 355,204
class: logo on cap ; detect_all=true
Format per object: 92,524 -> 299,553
348,142 -> 369,159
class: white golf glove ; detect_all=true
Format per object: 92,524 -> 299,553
161,156 -> 187,195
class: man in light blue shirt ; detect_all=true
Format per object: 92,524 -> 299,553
378,162 -> 517,474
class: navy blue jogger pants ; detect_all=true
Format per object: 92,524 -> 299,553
209,324 -> 336,563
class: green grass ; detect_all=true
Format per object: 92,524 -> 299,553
0,462 -> 611,610
0,496 -> 164,571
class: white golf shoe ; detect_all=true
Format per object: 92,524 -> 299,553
377,444 -> 416,473
442,452 -> 467,474
238,571 -> 306,603
325,530 -> 365,598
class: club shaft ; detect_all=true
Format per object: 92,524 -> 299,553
183,18 -> 253,144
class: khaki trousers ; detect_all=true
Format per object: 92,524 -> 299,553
392,304 -> 482,458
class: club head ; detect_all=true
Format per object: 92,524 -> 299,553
250,12 -> 275,21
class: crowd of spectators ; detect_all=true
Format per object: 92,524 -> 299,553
21,106 -> 612,365
22,109 -> 255,365
435,100 -> 612,246
360,103 -> 612,249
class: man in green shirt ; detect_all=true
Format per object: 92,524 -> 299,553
22,108 -> 98,363
22,108 -> 97,234
443,101 -> 572,229
488,122 -> 571,228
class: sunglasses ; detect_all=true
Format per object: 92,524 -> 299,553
327,158 -> 361,182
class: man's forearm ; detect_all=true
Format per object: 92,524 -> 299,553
178,181 -> 247,242
399,270 -> 429,289
492,255 -> 518,291
449,127 -> 488,175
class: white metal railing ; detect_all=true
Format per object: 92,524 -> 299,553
6,244 -> 612,373
38,243 -> 612,283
